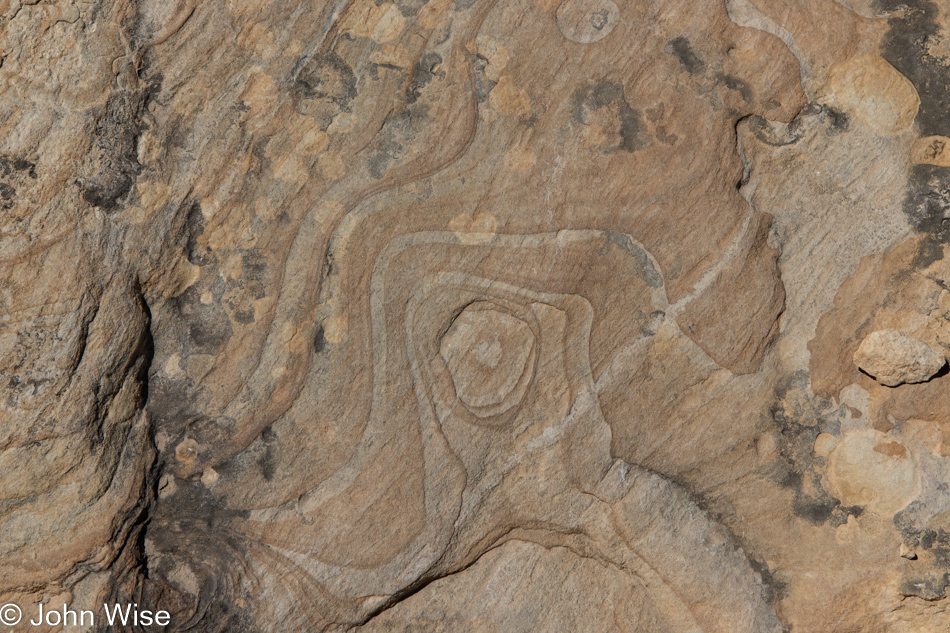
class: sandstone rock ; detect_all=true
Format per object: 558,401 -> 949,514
853,329 -> 946,387
6,0 -> 950,631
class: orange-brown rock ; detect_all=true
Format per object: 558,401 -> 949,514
5,0 -> 950,631
854,329 -> 947,386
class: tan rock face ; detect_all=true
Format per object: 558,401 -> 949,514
854,329 -> 947,386
6,0 -> 950,631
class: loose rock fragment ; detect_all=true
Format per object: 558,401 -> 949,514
900,544 -> 917,560
853,329 -> 946,387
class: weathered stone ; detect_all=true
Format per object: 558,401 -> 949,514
853,329 -> 946,386
6,0 -> 950,630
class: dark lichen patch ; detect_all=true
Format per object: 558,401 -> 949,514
257,425 -> 279,482
893,506 -> 950,599
367,107 -> 430,178
293,51 -> 357,104
745,104 -> 847,149
877,0 -> 948,136
144,474 -> 258,633
313,324 -> 326,353
666,36 -> 706,76
618,108 -> 645,153
877,0 -> 950,240
233,309 -> 255,324
745,114 -> 806,147
823,107 -> 850,135
473,54 -> 496,104
368,62 -> 404,81
747,557 -> 789,604
715,73 -> 753,103
899,574 -> 950,600
188,314 -> 233,352
0,155 -> 36,179
913,234 -> 948,271
292,51 -> 358,130
571,81 -> 623,121
896,512 -> 950,562
146,370 -> 202,438
241,250 -> 267,283
165,285 -> 234,356
0,182 -> 14,207
903,164 -> 950,243
395,0 -> 428,16
185,202 -> 212,266
571,81 -> 648,153
81,89 -> 146,210
765,371 -> 856,527
407,52 -> 442,104
792,496 -> 863,526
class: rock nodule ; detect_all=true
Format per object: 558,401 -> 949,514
853,329 -> 946,387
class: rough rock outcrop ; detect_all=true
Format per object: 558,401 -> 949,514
5,0 -> 950,631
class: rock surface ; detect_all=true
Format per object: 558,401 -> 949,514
854,329 -> 947,386
5,0 -> 950,631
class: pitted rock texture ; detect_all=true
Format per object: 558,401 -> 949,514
5,0 -> 950,631
854,329 -> 947,386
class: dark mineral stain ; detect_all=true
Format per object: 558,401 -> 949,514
605,230 -> 663,288
618,108 -> 644,153
666,36 -> 706,76
407,52 -> 442,104
655,471 -> 785,611
0,182 -> 13,201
